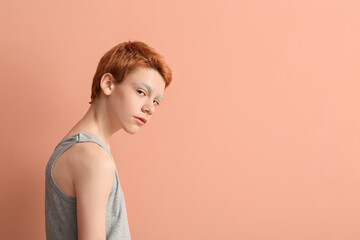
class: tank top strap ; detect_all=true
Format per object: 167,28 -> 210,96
54,132 -> 114,161
78,132 -> 112,156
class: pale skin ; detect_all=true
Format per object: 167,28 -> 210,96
52,67 -> 166,240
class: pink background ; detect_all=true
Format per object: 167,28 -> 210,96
1,0 -> 359,239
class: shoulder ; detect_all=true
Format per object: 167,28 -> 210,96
69,142 -> 114,166
68,142 -> 115,186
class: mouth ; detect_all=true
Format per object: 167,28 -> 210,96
134,116 -> 147,124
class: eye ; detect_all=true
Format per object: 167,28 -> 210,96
138,89 -> 160,106
137,90 -> 146,95
154,100 -> 160,106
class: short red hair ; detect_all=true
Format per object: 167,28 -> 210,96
89,40 -> 173,104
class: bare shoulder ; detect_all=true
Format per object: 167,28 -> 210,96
68,142 -> 115,183
69,142 -> 116,191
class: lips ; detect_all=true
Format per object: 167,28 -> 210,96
135,116 -> 147,123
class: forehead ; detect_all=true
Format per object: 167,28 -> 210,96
125,67 -> 165,97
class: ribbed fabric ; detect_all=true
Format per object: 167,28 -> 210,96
45,132 -> 131,240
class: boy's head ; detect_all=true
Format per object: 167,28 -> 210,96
89,40 -> 172,105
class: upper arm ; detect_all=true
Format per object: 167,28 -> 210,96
71,144 -> 115,240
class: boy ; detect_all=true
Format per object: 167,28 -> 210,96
45,40 -> 173,240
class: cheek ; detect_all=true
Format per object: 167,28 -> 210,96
108,90 -> 142,117
106,93 -> 124,116
126,93 -> 142,108
115,93 -> 139,115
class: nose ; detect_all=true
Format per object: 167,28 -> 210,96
142,101 -> 156,115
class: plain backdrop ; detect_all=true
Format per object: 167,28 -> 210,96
0,0 -> 359,239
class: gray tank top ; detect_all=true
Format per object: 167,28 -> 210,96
45,132 -> 131,240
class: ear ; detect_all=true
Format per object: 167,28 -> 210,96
100,73 -> 115,96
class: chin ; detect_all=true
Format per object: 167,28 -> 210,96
116,119 -> 140,134
123,126 -> 141,135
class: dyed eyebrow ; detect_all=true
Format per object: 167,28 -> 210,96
135,82 -> 163,99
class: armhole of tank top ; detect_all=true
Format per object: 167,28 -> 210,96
51,143 -> 117,200
110,168 -> 118,193
50,147 -> 77,202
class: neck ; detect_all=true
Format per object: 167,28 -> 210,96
67,98 -> 119,150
